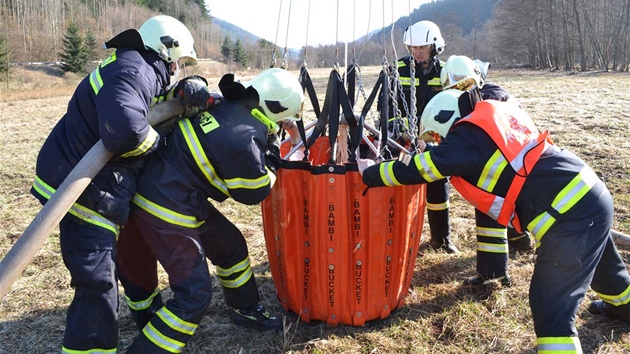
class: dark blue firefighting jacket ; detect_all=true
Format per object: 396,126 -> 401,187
131,99 -> 274,230
31,48 -> 171,228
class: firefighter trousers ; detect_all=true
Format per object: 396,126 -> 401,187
426,178 -> 451,243
474,209 -> 509,279
529,186 -> 630,340
59,215 -> 119,353
119,211 -> 213,353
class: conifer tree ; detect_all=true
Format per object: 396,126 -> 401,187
59,23 -> 88,73
233,38 -> 247,67
221,36 -> 232,62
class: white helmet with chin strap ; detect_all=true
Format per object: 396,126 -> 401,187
420,89 -> 464,139
403,20 -> 445,56
139,15 -> 197,65
249,68 -> 304,122
441,55 -> 482,91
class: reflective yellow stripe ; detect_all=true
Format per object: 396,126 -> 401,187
528,167 -> 599,242
476,226 -> 507,238
414,152 -> 444,182
537,336 -> 581,353
426,201 -> 449,211
156,307 -> 197,335
477,242 -> 508,254
379,161 -> 401,187
594,284 -> 630,306
218,266 -> 254,289
397,60 -> 406,68
32,176 -> 119,235
120,127 -> 159,158
224,173 -> 272,190
216,257 -> 251,277
179,119 -> 230,196
152,86 -> 177,106
250,107 -> 279,134
427,77 -> 441,86
61,346 -> 116,354
132,194 -> 204,228
89,67 -> 103,95
399,76 -> 419,86
477,150 -> 507,192
142,322 -> 186,353
125,288 -> 160,311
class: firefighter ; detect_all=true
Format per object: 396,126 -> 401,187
359,88 -> 630,353
116,68 -> 304,353
439,55 -> 533,286
29,15 -> 216,353
393,20 -> 458,254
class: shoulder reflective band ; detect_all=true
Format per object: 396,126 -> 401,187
477,149 -> 508,193
178,119 -> 230,197
32,176 -> 119,235
132,193 -> 205,228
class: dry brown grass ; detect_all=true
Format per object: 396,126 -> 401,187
1,61 -> 630,353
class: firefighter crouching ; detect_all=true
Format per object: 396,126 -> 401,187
359,88 -> 630,353
116,68 -> 304,353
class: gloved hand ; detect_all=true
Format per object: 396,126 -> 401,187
264,133 -> 282,174
176,75 -> 223,109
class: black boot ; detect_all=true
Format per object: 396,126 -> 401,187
463,273 -> 512,287
587,300 -> 630,322
508,230 -> 533,257
230,304 -> 283,331
429,236 -> 460,254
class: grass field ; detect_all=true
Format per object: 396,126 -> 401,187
1,63 -> 630,353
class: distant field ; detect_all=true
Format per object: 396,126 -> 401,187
1,63 -> 630,353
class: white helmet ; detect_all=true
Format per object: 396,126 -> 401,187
139,15 -> 197,64
249,68 -> 304,122
403,21 -> 445,56
441,55 -> 482,91
420,89 -> 464,139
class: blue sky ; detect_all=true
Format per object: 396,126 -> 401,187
205,0 -> 431,48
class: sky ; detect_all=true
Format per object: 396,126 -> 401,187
206,0 -> 432,49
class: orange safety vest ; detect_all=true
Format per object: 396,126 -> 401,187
449,100 -> 553,232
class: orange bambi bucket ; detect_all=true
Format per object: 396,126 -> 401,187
261,138 -> 426,326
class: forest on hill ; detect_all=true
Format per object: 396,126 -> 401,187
0,0 -> 628,73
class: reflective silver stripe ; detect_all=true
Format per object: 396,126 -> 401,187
125,288 -> 160,311
142,322 -> 186,353
477,242 -> 508,254
476,227 -> 507,238
216,257 -> 250,277
594,284 -> 630,306
156,307 -> 197,335
379,161 -> 401,187
89,67 -> 103,95
178,119 -> 230,196
120,127 -> 159,158
537,336 -> 581,353
509,138 -> 540,172
61,346 -> 116,354
486,195 -> 505,221
528,166 -> 599,240
132,194 -> 204,228
219,266 -> 254,288
414,153 -> 443,182
32,176 -> 119,235
224,173 -> 272,190
477,150 -> 507,192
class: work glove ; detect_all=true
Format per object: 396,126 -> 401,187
264,133 -> 282,174
176,75 -> 223,109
